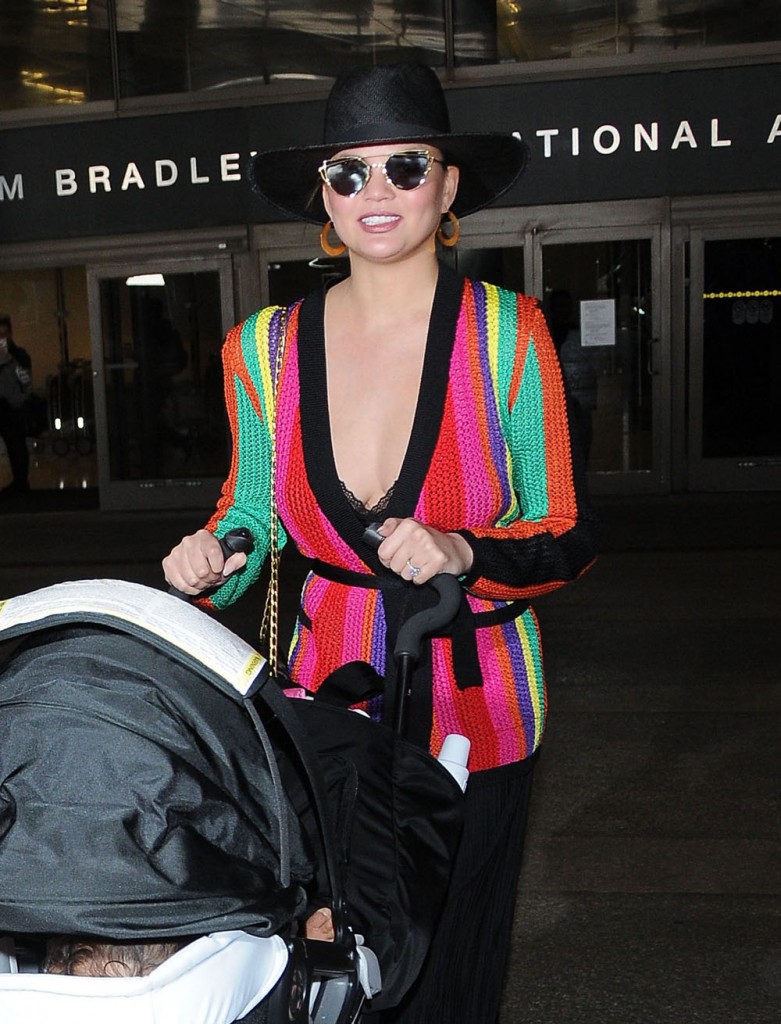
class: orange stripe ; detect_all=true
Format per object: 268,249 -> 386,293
489,619 -> 527,760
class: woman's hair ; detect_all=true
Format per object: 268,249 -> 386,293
42,936 -> 188,977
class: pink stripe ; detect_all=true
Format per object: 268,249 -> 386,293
447,314 -> 495,526
430,641 -> 461,740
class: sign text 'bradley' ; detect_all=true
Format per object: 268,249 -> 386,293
0,151 -> 248,201
1,112 -> 780,205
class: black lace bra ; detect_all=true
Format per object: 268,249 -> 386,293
339,479 -> 398,524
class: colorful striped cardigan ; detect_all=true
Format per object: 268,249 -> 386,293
205,265 -> 596,772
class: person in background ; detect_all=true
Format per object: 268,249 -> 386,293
0,316 -> 32,496
547,289 -> 599,462
163,63 -> 597,1023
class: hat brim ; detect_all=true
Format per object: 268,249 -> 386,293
248,132 -> 528,224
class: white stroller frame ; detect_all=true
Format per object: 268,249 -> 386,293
0,931 -> 290,1024
0,579 -> 383,1024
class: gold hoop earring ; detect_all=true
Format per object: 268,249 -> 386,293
436,210 -> 460,248
320,220 -> 347,257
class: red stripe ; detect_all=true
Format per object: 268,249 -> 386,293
438,639 -> 500,772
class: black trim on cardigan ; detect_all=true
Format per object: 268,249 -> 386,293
294,266 -> 466,746
311,559 -> 529,629
297,262 -> 465,576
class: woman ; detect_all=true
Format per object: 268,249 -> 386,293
163,62 -> 597,1023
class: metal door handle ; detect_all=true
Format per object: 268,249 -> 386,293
647,337 -> 661,376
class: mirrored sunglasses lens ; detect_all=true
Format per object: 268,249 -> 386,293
325,159 -> 369,196
386,153 -> 430,190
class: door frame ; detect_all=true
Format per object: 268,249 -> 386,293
671,192 -> 781,492
685,219 -> 781,491
461,198 -> 671,493
86,254 -> 237,511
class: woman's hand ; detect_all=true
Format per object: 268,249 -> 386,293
162,529 -> 248,595
375,518 -> 473,585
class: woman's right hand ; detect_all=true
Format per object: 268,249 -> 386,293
162,529 -> 248,595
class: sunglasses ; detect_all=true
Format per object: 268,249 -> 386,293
318,149 -> 446,197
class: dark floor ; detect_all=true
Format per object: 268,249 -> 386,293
504,494 -> 781,1024
1,491 -> 780,1024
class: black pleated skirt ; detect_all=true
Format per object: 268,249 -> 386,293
362,753 -> 537,1024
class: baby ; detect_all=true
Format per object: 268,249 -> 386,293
41,909 -> 335,977
42,938 -> 186,978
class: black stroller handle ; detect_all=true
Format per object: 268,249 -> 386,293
167,527 -> 254,600
394,575 -> 461,659
362,522 -> 463,735
362,522 -> 462,659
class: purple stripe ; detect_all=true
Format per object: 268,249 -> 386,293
470,283 -> 513,517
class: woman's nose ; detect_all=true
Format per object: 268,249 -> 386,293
362,162 -> 393,198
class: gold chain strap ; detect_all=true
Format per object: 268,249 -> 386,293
259,309 -> 287,678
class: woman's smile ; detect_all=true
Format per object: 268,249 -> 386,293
359,213 -> 401,229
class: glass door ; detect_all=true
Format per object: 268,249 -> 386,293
689,228 -> 781,490
533,226 -> 667,492
87,258 -> 235,510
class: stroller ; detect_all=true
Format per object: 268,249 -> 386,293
0,566 -> 466,1023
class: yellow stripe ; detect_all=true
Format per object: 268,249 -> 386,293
516,616 -> 545,749
703,290 -> 781,299
254,306 -> 278,422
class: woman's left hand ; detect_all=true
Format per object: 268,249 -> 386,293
375,517 -> 473,584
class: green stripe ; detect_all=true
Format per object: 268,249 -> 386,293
515,343 -> 550,520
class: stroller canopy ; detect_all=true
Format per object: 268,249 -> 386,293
0,580 -> 313,940
0,578 -> 464,1015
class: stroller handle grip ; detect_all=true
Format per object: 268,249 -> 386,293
362,522 -> 462,660
217,526 -> 255,558
394,574 -> 461,659
167,527 -> 254,600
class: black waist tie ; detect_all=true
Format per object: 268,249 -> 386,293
310,560 -> 528,749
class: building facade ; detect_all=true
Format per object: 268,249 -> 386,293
1,2 -> 779,508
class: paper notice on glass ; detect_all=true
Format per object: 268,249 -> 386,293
580,299 -> 616,347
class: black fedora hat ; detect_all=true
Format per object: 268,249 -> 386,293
248,62 -> 528,224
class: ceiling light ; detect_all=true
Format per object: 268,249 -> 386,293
125,274 -> 166,287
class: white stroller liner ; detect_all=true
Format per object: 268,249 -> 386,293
0,577 -> 268,699
0,931 -> 288,1024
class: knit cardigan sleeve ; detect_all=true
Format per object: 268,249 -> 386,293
456,295 -> 597,602
202,305 -> 289,609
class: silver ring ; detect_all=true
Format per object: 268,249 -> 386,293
406,559 -> 422,579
